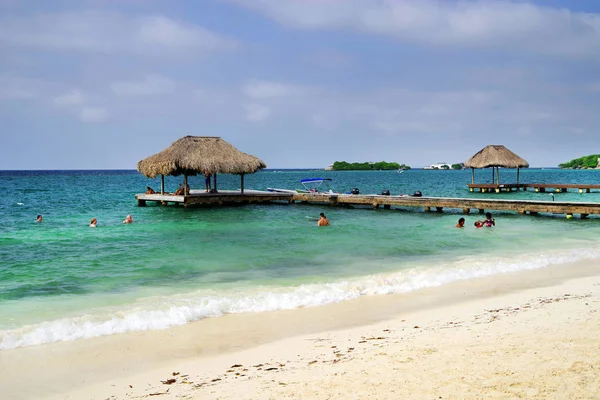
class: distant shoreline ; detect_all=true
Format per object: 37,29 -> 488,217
0,167 -> 566,172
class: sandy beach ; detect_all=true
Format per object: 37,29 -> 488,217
2,261 -> 599,400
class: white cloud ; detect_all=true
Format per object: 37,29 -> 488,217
242,80 -> 304,99
111,74 -> 175,96
53,89 -> 84,106
80,107 -> 108,123
230,0 -> 600,56
0,11 -> 235,55
244,103 -> 271,121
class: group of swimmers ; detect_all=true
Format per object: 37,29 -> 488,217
36,215 -> 134,227
456,212 -> 495,228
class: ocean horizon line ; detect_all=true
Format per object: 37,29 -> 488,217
0,166 -> 562,172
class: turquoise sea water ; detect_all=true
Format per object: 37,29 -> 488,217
2,168 -> 600,349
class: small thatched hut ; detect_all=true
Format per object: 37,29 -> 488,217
464,145 -> 529,185
137,136 -> 266,194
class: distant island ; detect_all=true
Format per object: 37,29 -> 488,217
424,163 -> 464,170
329,161 -> 410,171
558,155 -> 600,169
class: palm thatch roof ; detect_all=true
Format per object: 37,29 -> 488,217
464,145 -> 529,169
137,136 -> 266,178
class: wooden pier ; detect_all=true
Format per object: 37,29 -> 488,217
136,190 -> 600,219
136,190 -> 293,207
468,183 -> 600,193
290,193 -> 600,219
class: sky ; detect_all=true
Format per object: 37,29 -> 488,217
1,0 -> 600,169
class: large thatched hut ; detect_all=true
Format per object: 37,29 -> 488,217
464,145 -> 529,185
137,136 -> 266,194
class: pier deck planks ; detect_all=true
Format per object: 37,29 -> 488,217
468,183 -> 600,193
136,190 -> 293,207
291,193 -> 600,218
135,190 -> 600,218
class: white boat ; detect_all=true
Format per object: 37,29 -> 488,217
268,178 -> 337,194
266,188 -> 298,194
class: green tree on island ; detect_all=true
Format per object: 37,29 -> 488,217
558,155 -> 600,169
332,161 -> 410,171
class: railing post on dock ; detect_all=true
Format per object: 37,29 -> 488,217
137,198 -> 146,207
436,207 -> 443,213
581,214 -> 589,219
161,175 -> 165,195
462,208 -> 470,214
424,206 -> 431,212
240,173 -> 245,194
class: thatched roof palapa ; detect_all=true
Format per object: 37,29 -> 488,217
137,136 -> 266,179
464,145 -> 529,169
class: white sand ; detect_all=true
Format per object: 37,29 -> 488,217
2,262 -> 600,400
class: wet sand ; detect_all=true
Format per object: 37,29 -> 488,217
2,261 -> 599,400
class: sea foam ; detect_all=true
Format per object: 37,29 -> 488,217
1,245 -> 599,350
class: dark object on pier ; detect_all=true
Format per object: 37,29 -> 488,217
412,191 -> 422,197
351,188 -> 360,195
381,190 -> 390,196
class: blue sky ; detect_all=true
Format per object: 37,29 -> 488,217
1,0 -> 600,169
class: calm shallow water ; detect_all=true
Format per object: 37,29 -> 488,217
2,168 -> 600,349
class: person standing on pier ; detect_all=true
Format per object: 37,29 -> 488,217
204,170 -> 212,192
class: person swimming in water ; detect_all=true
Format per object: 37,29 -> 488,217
36,215 -> 43,223
90,218 -> 97,228
456,217 -> 465,228
474,220 -> 484,228
318,212 -> 330,226
123,215 -> 133,224
484,212 -> 495,227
